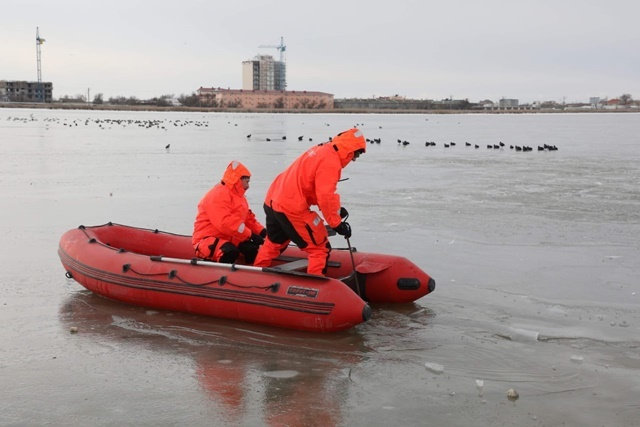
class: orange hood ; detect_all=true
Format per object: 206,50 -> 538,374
331,128 -> 366,167
221,160 -> 251,187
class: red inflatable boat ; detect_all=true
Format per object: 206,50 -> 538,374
58,223 -> 435,332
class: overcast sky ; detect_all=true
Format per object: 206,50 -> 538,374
2,0 -> 638,103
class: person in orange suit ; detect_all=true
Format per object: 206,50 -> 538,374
253,128 -> 366,275
193,160 -> 266,264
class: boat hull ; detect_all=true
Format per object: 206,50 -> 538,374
58,223 -> 434,332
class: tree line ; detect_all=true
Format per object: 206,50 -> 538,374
56,93 -> 194,107
54,92 -> 636,109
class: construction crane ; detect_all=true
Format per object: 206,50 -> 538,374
258,36 -> 286,62
35,26 -> 45,102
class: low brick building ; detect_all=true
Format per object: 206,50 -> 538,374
196,87 -> 333,110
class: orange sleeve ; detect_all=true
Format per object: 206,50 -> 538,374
206,191 -> 251,245
315,159 -> 342,228
245,209 -> 265,235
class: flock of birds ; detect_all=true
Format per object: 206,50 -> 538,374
247,133 -> 559,152
245,121 -> 560,152
4,115 -> 209,130
247,134 -> 315,142
5,115 -> 559,153
414,139 -> 558,151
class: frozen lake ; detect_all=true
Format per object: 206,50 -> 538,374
1,108 -> 639,426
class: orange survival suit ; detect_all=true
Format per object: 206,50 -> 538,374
193,161 -> 266,264
253,128 -> 366,275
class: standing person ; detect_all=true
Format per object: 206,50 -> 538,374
253,128 -> 366,275
193,160 -> 266,264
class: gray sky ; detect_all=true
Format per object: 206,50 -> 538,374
2,0 -> 638,103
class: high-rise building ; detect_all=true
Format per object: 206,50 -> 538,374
242,55 -> 286,91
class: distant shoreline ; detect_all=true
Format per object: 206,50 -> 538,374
1,102 -> 636,114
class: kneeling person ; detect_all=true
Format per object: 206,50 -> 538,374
193,160 -> 266,264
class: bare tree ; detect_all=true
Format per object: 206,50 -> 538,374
178,93 -> 200,107
620,94 -> 632,105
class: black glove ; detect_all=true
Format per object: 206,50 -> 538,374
333,221 -> 352,239
249,233 -> 265,246
259,228 -> 267,238
339,207 -> 349,219
237,240 -> 259,264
